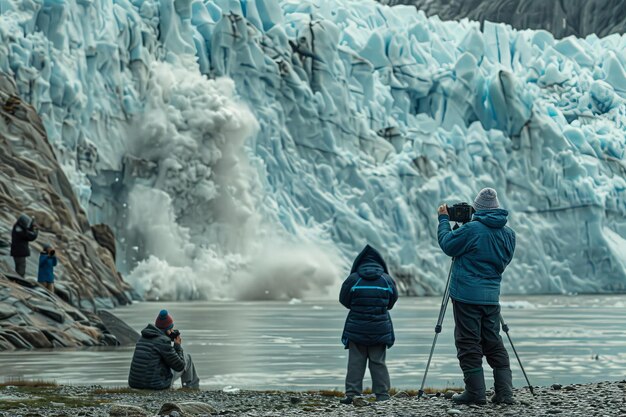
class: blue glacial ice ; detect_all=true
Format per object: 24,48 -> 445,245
1,0 -> 626,300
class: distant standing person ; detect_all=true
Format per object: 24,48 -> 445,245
128,310 -> 200,390
38,243 -> 57,292
339,245 -> 399,404
10,214 -> 38,277
437,188 -> 516,405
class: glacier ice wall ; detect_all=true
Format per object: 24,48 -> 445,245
1,0 -> 626,299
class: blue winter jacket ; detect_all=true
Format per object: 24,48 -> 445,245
340,245 -> 399,348
37,252 -> 57,283
438,209 -> 516,305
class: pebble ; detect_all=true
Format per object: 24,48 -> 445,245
352,397 -> 369,407
393,391 -> 409,398
2,381 -> 624,417
551,384 -> 562,390
444,390 -> 456,400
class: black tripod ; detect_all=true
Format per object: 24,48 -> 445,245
417,259 -> 453,398
417,259 -> 535,398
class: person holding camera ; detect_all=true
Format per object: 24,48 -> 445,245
10,213 -> 38,277
128,310 -> 200,390
37,243 -> 57,292
339,245 -> 399,404
437,188 -> 516,405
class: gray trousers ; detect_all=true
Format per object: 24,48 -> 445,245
345,342 -> 390,398
13,257 -> 26,277
171,353 -> 200,389
452,300 -> 510,374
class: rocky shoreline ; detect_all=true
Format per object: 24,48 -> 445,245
0,380 -> 624,416
0,74 -> 137,351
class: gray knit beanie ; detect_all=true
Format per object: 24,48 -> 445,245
473,188 -> 500,211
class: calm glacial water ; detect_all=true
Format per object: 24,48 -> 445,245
1,295 -> 625,391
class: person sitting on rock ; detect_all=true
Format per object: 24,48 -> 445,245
10,213 -> 38,277
37,243 -> 57,292
128,310 -> 200,390
339,245 -> 399,404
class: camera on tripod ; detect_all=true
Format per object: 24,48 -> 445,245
446,202 -> 475,224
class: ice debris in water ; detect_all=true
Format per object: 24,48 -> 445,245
222,386 -> 241,394
0,0 -> 626,299
500,301 -> 537,309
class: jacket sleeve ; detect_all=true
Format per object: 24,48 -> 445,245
437,215 -> 474,258
159,342 -> 186,372
387,276 -> 399,310
505,228 -> 516,266
25,228 -> 38,242
339,275 -> 356,309
51,256 -> 58,267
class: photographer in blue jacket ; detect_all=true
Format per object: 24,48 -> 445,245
437,188 -> 516,405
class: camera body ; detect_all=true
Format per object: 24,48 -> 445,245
169,329 -> 181,341
446,202 -> 475,224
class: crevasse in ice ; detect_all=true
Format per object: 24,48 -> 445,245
1,0 -> 625,299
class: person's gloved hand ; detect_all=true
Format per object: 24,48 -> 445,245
438,204 -> 449,216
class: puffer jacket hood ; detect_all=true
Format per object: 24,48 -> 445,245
473,209 -> 509,229
141,324 -> 167,339
350,245 -> 389,280
17,214 -> 32,229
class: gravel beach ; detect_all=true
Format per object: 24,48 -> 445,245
0,380 -> 624,416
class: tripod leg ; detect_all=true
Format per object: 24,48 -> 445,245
500,316 -> 535,396
418,293 -> 450,398
418,260 -> 454,399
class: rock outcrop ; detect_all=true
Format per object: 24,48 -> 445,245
382,0 -> 626,39
0,73 -> 134,349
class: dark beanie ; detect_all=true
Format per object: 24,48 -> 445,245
155,309 -> 174,331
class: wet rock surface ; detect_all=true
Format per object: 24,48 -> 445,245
0,73 -> 133,349
0,381 -> 624,416
382,0 -> 626,39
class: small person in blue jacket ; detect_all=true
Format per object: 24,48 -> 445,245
437,188 -> 516,405
339,245 -> 399,404
38,243 -> 57,292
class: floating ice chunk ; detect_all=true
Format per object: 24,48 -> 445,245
500,300 -> 537,309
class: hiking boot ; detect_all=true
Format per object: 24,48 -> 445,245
491,368 -> 515,404
375,394 -> 390,402
452,369 -> 487,405
339,396 -> 353,405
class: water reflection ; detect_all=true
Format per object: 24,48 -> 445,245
1,295 -> 625,390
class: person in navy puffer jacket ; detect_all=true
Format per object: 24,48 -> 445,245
437,188 -> 516,406
339,245 -> 399,404
37,243 -> 57,292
